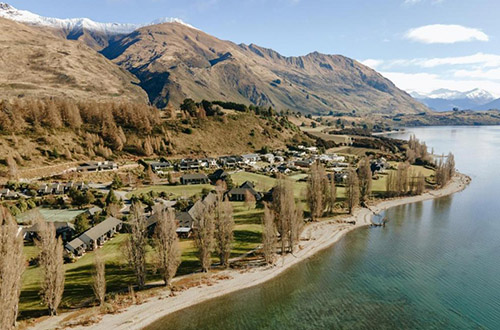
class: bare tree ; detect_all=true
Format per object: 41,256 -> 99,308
0,207 -> 25,329
325,175 -> 337,215
358,157 -> 372,204
289,202 -> 304,252
306,162 -> 326,221
345,169 -> 360,214
415,172 -> 426,195
6,155 -> 18,181
214,196 -> 234,268
152,207 -> 181,286
35,219 -> 65,316
92,252 -> 106,306
261,204 -> 277,265
125,203 -> 148,288
244,189 -> 256,210
193,204 -> 215,272
272,176 -> 303,254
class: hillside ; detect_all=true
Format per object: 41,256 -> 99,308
0,18 -> 148,103
0,97 -> 308,178
102,23 -> 429,115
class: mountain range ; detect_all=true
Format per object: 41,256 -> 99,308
0,2 -> 429,115
411,88 -> 500,112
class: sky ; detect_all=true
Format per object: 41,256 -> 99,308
6,0 -> 500,97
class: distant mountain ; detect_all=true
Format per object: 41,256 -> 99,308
0,2 -> 194,50
0,3 -> 430,115
481,98 -> 500,110
411,88 -> 496,112
102,23 -> 429,114
0,17 -> 148,103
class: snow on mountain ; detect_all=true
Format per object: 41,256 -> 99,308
412,88 -> 495,102
0,2 -> 195,36
411,88 -> 497,112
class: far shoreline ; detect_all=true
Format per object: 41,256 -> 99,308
30,173 -> 471,330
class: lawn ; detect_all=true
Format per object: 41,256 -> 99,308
231,171 -> 307,200
18,200 -> 266,319
17,208 -> 86,224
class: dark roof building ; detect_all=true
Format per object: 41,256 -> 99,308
227,181 -> 262,202
180,173 -> 210,185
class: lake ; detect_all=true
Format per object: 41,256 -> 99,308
147,126 -> 500,330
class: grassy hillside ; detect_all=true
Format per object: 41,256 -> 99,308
0,18 -> 147,103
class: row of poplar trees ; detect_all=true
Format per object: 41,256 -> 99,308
0,207 -> 65,329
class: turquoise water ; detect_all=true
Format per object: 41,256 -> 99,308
147,126 -> 500,330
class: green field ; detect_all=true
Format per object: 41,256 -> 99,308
17,208 -> 86,224
18,200 -> 265,319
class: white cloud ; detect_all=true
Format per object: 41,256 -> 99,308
361,59 -> 384,69
405,24 -> 489,44
381,71 -> 500,97
362,53 -> 500,70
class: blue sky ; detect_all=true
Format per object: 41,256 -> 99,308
6,0 -> 500,96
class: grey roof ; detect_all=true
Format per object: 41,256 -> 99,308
181,173 -> 209,180
87,206 -> 103,216
65,237 -> 86,251
79,217 -> 122,243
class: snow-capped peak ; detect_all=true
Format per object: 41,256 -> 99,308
412,88 -> 495,102
0,2 -> 196,35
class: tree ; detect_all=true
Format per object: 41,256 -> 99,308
111,174 -> 123,189
244,190 -> 256,210
152,207 -> 181,286
35,219 -> 65,316
0,207 -> 25,329
345,169 -> 360,214
74,213 -> 90,235
193,203 -> 215,272
105,188 -> 120,206
358,157 -> 372,204
214,196 -> 234,268
125,203 -> 148,288
325,175 -> 337,215
92,252 -> 106,306
261,204 -> 277,265
306,162 -> 327,221
6,155 -> 18,181
271,176 -> 303,254
415,172 -> 426,195
180,98 -> 198,117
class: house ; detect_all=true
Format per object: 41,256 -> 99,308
179,159 -> 201,171
209,169 -> 229,184
38,184 -> 51,195
0,188 -> 19,199
147,193 -> 217,238
227,181 -> 262,202
261,153 -> 275,163
24,221 -> 75,243
65,181 -> 89,193
180,173 -> 210,185
295,159 -> 314,168
86,206 -> 103,217
328,172 -> 349,184
150,161 -> 172,174
200,158 -> 218,169
79,217 -> 123,250
77,161 -> 118,172
218,156 -> 239,168
65,238 -> 87,256
242,154 -> 260,164
51,183 -> 65,195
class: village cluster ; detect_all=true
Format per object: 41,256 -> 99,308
2,146 -> 390,262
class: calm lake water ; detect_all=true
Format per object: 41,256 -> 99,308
147,126 -> 500,330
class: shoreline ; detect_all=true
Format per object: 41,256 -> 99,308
31,173 -> 471,330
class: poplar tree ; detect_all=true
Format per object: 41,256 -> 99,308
152,207 -> 180,286
0,207 -> 25,329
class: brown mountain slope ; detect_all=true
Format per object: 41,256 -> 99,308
0,18 -> 147,103
102,23 -> 429,115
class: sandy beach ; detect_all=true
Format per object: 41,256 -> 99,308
30,173 -> 470,330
